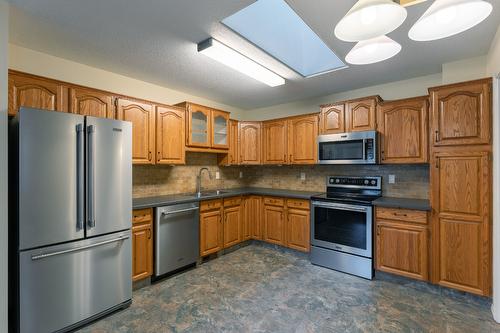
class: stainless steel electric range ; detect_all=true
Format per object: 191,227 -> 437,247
310,176 -> 382,279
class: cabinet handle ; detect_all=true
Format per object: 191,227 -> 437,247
289,154 -> 292,163
435,130 -> 440,142
377,226 -> 381,236
381,150 -> 385,160
157,151 -> 161,162
147,229 -> 151,239
148,151 -> 152,161
284,154 -> 286,162
435,158 -> 439,169
393,213 -> 407,217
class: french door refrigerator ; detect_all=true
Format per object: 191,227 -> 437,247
9,107 -> 133,333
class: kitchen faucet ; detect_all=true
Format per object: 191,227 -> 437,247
196,167 -> 212,197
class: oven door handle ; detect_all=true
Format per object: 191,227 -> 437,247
311,201 -> 370,213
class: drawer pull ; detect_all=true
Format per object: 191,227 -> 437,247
393,213 -> 408,217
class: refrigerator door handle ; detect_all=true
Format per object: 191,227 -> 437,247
30,235 -> 130,261
87,125 -> 96,229
76,124 -> 84,231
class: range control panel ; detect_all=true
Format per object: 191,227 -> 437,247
327,176 -> 382,190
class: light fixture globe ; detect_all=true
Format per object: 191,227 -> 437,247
409,0 -> 493,41
334,0 -> 407,42
345,35 -> 402,65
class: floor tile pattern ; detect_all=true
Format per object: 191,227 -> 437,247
78,244 -> 499,333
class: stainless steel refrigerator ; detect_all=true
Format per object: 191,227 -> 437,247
9,107 -> 133,333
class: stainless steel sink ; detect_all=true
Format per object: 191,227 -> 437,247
196,190 -> 228,198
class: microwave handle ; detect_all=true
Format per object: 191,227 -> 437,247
363,139 -> 367,160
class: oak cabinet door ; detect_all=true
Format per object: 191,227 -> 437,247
375,221 -> 428,281
212,110 -> 230,149
287,114 -> 318,164
187,104 -> 211,148
346,97 -> 378,132
378,97 -> 428,164
9,72 -> 68,116
228,120 -> 239,165
117,99 -> 155,164
431,150 -> 491,296
319,104 -> 345,134
132,223 -> 153,282
286,208 -> 310,252
156,105 -> 185,165
200,210 -> 223,256
263,204 -> 285,246
69,87 -> 114,118
263,120 -> 287,164
239,122 -> 262,165
246,196 -> 262,240
430,79 -> 491,146
223,206 -> 241,248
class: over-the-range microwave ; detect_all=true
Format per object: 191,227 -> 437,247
317,130 -> 378,165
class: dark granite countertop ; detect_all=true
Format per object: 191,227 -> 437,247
133,187 -> 323,209
372,197 -> 431,211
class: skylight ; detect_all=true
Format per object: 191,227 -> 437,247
222,0 -> 347,78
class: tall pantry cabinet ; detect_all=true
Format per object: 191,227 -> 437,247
429,78 -> 492,296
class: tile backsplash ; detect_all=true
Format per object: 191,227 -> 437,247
134,153 -> 429,200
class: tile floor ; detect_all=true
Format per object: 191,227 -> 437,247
77,243 -> 499,333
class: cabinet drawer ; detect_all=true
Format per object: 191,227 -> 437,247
132,208 -> 152,225
224,196 -> 242,207
264,197 -> 284,206
200,199 -> 222,212
376,207 -> 427,224
287,199 -> 309,210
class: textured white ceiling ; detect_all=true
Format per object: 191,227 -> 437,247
7,0 -> 500,109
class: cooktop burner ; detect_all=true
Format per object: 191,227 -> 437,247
311,176 -> 382,205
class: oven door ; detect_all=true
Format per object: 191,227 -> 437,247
311,201 -> 372,258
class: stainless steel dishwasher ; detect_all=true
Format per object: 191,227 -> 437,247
154,202 -> 199,279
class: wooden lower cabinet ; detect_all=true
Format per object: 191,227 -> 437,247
286,207 -> 310,252
132,208 -> 153,282
200,208 -> 223,256
263,202 -> 286,246
431,150 -> 491,296
223,205 -> 242,248
375,207 -> 429,281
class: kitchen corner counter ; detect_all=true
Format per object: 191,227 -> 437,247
133,187 -> 323,209
372,197 -> 431,211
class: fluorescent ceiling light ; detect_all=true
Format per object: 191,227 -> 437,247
409,0 -> 493,41
345,35 -> 402,65
198,38 -> 285,87
335,0 -> 407,42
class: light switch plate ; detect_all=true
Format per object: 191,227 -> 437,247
239,171 -> 243,179
388,175 -> 396,184
215,171 -> 220,180
300,172 -> 306,181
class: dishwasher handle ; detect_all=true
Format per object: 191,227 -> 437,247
161,207 -> 199,216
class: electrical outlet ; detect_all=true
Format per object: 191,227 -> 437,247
239,171 -> 243,179
300,172 -> 306,181
388,175 -> 396,184
215,171 -> 220,180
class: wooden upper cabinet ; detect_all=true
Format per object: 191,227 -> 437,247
319,103 -> 345,134
8,71 -> 68,116
239,122 -> 262,165
431,150 -> 491,296
378,96 -> 429,164
69,87 -> 114,118
212,110 -> 230,149
117,98 -> 155,164
186,103 -> 212,148
429,78 -> 491,147
287,114 -> 318,164
346,96 -> 379,132
263,120 -> 288,164
156,105 -> 185,165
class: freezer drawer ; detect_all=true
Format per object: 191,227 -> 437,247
155,203 -> 199,277
19,231 -> 132,333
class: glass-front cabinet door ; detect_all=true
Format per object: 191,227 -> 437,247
188,106 -> 211,148
212,110 -> 229,149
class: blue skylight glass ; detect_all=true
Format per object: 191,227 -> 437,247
221,0 -> 346,77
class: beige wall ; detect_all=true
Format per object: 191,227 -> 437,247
0,1 -> 8,332
8,44 -> 246,119
244,73 -> 442,121
488,26 -> 500,77
442,56 -> 488,84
